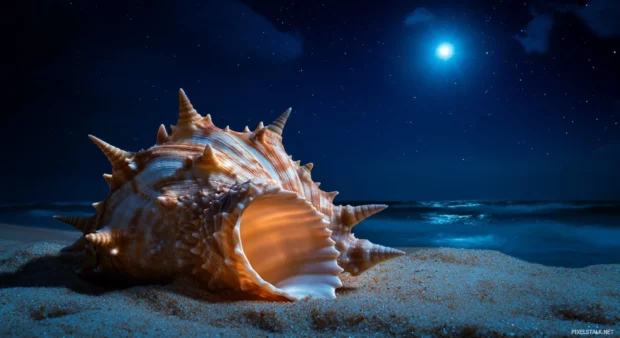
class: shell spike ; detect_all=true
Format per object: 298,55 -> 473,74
267,107 -> 292,136
253,121 -> 269,142
85,231 -> 113,246
102,173 -> 114,188
177,88 -> 202,126
368,242 -> 406,265
156,124 -> 169,144
347,240 -> 406,276
325,190 -> 339,202
88,135 -> 131,170
53,215 -> 94,233
202,114 -> 213,126
255,121 -> 264,132
197,144 -> 220,167
339,204 -> 388,228
243,125 -> 250,133
302,162 -> 314,172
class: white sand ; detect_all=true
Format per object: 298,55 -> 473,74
1,224 -> 618,337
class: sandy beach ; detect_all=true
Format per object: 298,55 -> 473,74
1,223 -> 618,337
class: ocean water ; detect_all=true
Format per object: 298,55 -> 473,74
355,200 -> 620,268
1,200 -> 619,268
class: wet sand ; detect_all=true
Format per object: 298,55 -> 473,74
1,223 -> 618,337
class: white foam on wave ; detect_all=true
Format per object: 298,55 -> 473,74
446,202 -> 482,208
419,201 -> 446,208
423,213 -> 472,225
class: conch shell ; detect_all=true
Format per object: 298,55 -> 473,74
54,89 -> 404,301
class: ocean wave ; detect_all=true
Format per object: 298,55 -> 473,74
446,202 -> 482,208
418,201 -> 446,208
388,200 -> 620,209
423,213 -> 472,225
417,200 -> 484,208
486,202 -> 609,214
372,200 -> 620,226
432,234 -> 503,248
422,213 -> 489,225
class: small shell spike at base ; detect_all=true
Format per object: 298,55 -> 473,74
52,88 -> 404,300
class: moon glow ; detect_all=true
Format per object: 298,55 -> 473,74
436,42 -> 454,60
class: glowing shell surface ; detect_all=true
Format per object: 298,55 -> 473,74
54,89 -> 405,301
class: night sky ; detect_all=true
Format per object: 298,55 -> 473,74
4,0 -> 620,203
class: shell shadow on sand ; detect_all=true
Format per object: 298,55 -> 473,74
0,242 -> 275,302
0,243 -> 128,296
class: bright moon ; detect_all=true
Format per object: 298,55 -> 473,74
436,43 -> 454,60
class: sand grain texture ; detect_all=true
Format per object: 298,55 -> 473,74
1,225 -> 619,337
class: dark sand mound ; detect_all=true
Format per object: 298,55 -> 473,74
0,225 -> 618,337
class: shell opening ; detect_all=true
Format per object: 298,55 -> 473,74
237,190 -> 343,300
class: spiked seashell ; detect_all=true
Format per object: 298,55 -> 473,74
54,89 -> 403,301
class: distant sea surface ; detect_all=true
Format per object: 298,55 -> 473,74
1,200 -> 619,268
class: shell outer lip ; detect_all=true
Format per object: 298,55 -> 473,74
212,181 -> 343,301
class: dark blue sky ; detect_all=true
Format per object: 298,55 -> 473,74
3,0 -> 620,202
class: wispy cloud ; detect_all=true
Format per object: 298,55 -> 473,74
515,10 -> 554,54
182,0 -> 303,61
516,0 -> 620,54
573,0 -> 620,37
404,7 -> 435,25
